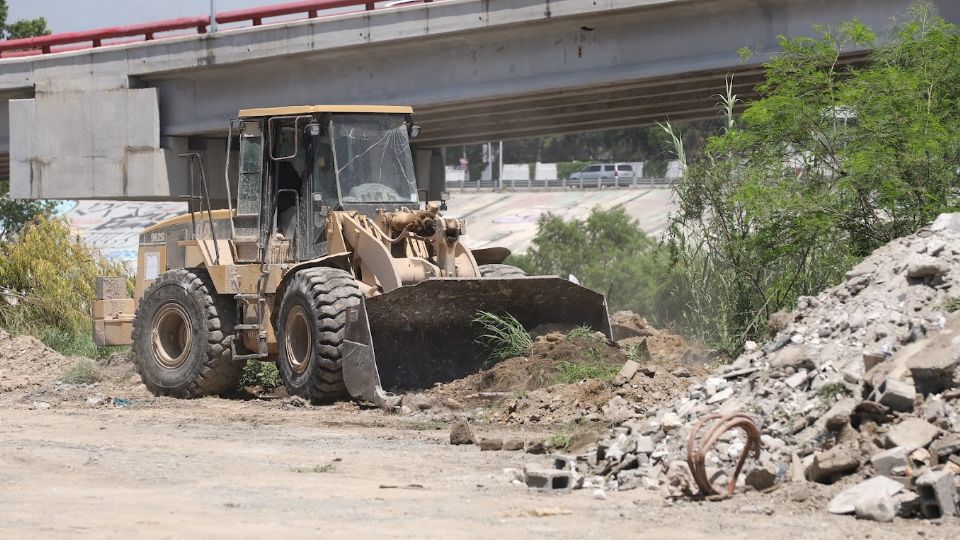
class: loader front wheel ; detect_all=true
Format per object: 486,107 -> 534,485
132,269 -> 240,398
478,264 -> 527,278
277,267 -> 362,402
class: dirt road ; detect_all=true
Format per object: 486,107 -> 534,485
1,399 -> 956,539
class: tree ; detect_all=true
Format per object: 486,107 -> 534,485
0,1 -> 50,40
665,2 -> 960,353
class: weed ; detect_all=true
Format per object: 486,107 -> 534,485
817,382 -> 848,403
545,432 -> 572,450
945,298 -> 960,313
61,358 -> 101,385
553,360 -> 620,385
586,347 -> 604,363
39,326 -> 122,359
240,360 -> 282,389
292,462 -> 338,474
473,311 -> 532,365
566,326 -> 595,340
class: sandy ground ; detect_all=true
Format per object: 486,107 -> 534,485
1,398 -> 958,539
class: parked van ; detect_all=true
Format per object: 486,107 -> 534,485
568,163 -> 637,186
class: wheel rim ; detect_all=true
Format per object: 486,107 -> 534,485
285,305 -> 313,374
151,302 -> 193,369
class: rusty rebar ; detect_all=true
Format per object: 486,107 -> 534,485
686,411 -> 762,498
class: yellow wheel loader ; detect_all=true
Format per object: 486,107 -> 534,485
92,105 -> 610,404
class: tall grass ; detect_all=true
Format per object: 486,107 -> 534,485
473,311 -> 532,365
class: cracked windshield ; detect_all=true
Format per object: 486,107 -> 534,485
333,113 -> 417,203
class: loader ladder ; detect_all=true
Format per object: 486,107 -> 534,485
231,269 -> 270,361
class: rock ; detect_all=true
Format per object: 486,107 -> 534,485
635,435 -> 655,455
503,438 -> 525,451
592,489 -> 607,500
706,387 -> 734,404
784,370 -> 809,389
770,346 -> 813,371
671,367 -> 691,378
449,420 -> 476,445
905,254 -> 948,278
930,434 -> 960,463
870,447 -> 908,477
526,440 -> 547,454
665,460 -> 698,497
884,418 -> 939,452
854,492 -> 896,522
503,467 -> 524,483
85,394 -> 108,407
602,395 -> 633,422
915,469 -> 958,518
661,412 -> 683,432
827,476 -> 904,514
479,438 -> 503,451
908,341 -> 959,395
29,401 -> 51,410
820,398 -> 856,431
744,465 -> 777,491
877,377 -> 916,412
614,360 -> 641,385
744,341 -> 758,352
806,443 -> 861,484
400,393 -> 433,411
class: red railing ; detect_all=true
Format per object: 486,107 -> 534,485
0,0 -> 432,58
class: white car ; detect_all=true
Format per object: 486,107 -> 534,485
568,163 -> 637,185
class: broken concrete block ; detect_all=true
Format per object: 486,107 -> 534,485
820,397 -> 856,432
827,476 -> 904,514
908,343 -> 959,395
877,377 -> 916,412
915,469 -> 958,518
884,418 -> 939,452
665,460 -> 698,497
635,435 -> 655,455
525,440 -> 547,454
854,492 -> 896,522
479,438 -> 503,451
770,346 -> 813,371
806,443 -> 861,484
892,491 -> 921,518
784,369 -> 809,389
930,434 -> 960,464
614,360 -> 640,385
523,464 -> 573,491
449,420 -> 476,445
661,412 -> 682,431
870,447 -> 908,478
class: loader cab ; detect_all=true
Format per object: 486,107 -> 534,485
230,105 -> 419,263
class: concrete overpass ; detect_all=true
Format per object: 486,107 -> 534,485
1,0 -> 957,201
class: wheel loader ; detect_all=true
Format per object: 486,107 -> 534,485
92,105 -> 611,404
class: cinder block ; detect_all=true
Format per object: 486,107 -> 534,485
96,277 -> 130,300
915,470 -> 958,518
523,467 -> 573,491
92,299 -> 135,319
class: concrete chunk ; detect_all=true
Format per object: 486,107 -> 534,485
806,443 -> 861,484
614,360 -> 640,385
885,418 -> 939,452
930,434 -> 960,463
854,492 -> 896,522
449,420 -> 476,445
877,377 -> 916,412
827,476 -> 904,514
870,447 -> 908,478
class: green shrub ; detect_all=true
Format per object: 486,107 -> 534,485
473,311 -> 532,365
61,358 -> 101,385
552,360 -> 620,384
240,361 -> 282,389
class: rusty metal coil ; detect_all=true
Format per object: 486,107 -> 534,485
686,412 -> 762,498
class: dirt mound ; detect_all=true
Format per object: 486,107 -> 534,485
428,323 -> 704,426
0,329 -> 76,396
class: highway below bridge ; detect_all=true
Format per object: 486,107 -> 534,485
0,0 -> 958,202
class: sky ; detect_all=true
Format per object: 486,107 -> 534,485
7,1 -> 294,33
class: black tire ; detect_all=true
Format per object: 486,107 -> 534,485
132,269 -> 241,398
478,264 -> 527,278
276,267 -> 362,402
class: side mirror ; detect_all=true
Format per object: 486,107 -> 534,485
305,123 -> 322,137
409,124 -> 422,139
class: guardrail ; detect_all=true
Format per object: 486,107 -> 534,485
0,0 -> 434,58
447,178 -> 676,191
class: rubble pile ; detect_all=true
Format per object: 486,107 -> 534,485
577,213 -> 960,520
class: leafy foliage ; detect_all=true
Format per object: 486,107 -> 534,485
473,311 -> 533,364
0,1 -> 50,40
61,358 -> 102,385
665,3 -> 960,353
240,361 -> 282,390
510,206 -> 681,324
0,216 -> 129,350
552,359 -> 620,385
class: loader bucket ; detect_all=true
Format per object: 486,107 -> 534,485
346,276 -> 610,395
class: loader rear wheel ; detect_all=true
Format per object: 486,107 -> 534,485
478,264 -> 527,278
132,269 -> 240,398
277,267 -> 362,402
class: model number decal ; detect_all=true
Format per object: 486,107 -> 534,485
149,232 -> 166,243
